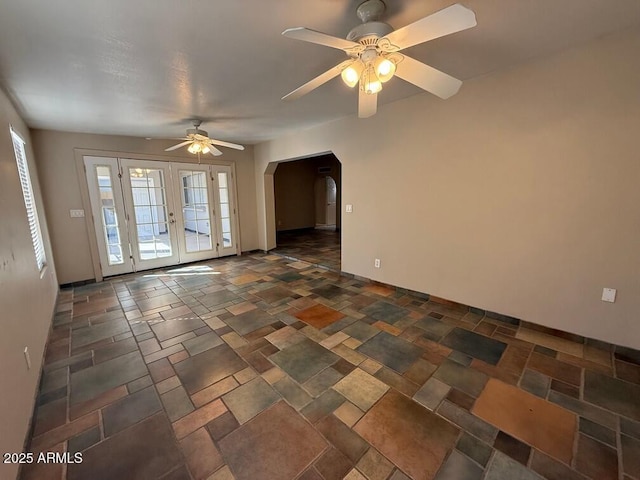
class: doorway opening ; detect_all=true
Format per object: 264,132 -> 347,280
272,153 -> 341,271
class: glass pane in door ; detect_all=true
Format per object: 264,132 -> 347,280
129,167 -> 172,260
217,172 -> 233,248
95,165 -> 124,265
179,170 -> 212,253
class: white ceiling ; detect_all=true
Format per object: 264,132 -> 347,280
0,0 -> 639,144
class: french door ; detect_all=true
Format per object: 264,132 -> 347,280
84,156 -> 238,276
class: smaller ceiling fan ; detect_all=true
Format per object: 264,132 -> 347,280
281,0 -> 477,118
165,120 -> 245,156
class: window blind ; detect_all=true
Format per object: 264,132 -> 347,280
10,127 -> 46,271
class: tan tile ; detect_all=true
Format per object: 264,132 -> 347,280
180,427 -> 224,480
356,448 -> 394,480
332,344 -> 366,366
343,337 -> 362,349
157,375 -> 181,394
372,321 -> 402,336
363,284 -> 395,297
516,328 -> 584,357
234,367 -> 258,384
344,469 -> 368,480
227,302 -> 257,316
173,399 -> 228,439
262,367 -> 287,385
360,358 -> 383,375
265,326 -> 305,350
222,332 -> 249,349
334,401 -> 364,427
472,378 -> 576,464
229,274 -> 260,286
320,332 -> 349,349
192,377 -> 239,408
333,368 -> 389,411
583,345 -> 612,367
207,465 -> 236,480
204,316 -> 226,330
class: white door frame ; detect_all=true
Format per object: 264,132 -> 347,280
77,150 -> 242,280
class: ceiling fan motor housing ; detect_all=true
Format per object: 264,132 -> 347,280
186,127 -> 208,137
347,22 -> 393,44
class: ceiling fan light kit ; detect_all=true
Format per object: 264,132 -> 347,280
282,0 -> 477,118
164,120 -> 245,157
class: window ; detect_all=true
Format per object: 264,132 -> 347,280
10,127 -> 46,271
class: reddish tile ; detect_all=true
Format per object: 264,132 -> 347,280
180,427 -> 224,480
295,304 -> 345,329
148,357 -> 175,383
69,385 -> 128,420
472,378 -> 576,464
31,411 -> 99,452
172,399 -> 228,439
528,353 -> 582,386
354,390 -> 459,480
219,402 -> 328,480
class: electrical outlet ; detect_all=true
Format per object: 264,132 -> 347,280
374,258 -> 381,268
24,347 -> 31,370
346,204 -> 353,213
602,288 -> 616,303
70,209 -> 85,218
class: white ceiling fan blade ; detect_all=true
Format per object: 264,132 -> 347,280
395,55 -> 462,99
208,139 -> 245,151
282,27 -> 360,51
282,60 -> 353,101
165,140 -> 192,152
383,4 -> 476,51
208,146 -> 223,156
358,88 -> 377,118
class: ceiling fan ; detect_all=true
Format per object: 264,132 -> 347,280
281,0 -> 477,118
165,120 -> 245,156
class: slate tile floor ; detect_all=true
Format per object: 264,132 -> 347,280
274,229 -> 340,271
22,253 -> 640,480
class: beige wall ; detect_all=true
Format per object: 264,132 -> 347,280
0,89 -> 58,479
274,154 -> 341,231
254,28 -> 640,349
32,130 -> 259,284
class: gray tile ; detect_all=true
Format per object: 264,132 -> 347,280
226,309 -> 277,336
361,301 -> 409,324
70,350 -> 147,405
67,413 -> 182,480
438,401 -> 498,444
456,433 -> 493,467
270,338 -> 339,383
183,331 -> 223,356
199,289 -> 240,308
414,317 -> 453,341
161,385 -> 194,422
413,378 -> 451,410
151,317 -> 207,342
485,451 -> 544,480
357,332 -> 423,374
103,386 -> 162,437
621,417 -> 640,440
584,370 -> 640,421
300,389 -> 346,423
434,450 -> 483,480
342,321 -> 379,342
72,318 -> 130,348
304,367 -> 344,397
520,369 -> 550,398
68,426 -> 101,453
273,377 -> 313,410
441,328 -> 507,366
136,292 -> 180,312
222,377 -> 281,424
175,343 -> 246,394
433,359 -> 488,398
579,417 -> 616,447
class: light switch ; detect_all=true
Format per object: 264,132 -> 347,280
70,209 -> 85,218
345,204 -> 353,213
602,288 -> 616,303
